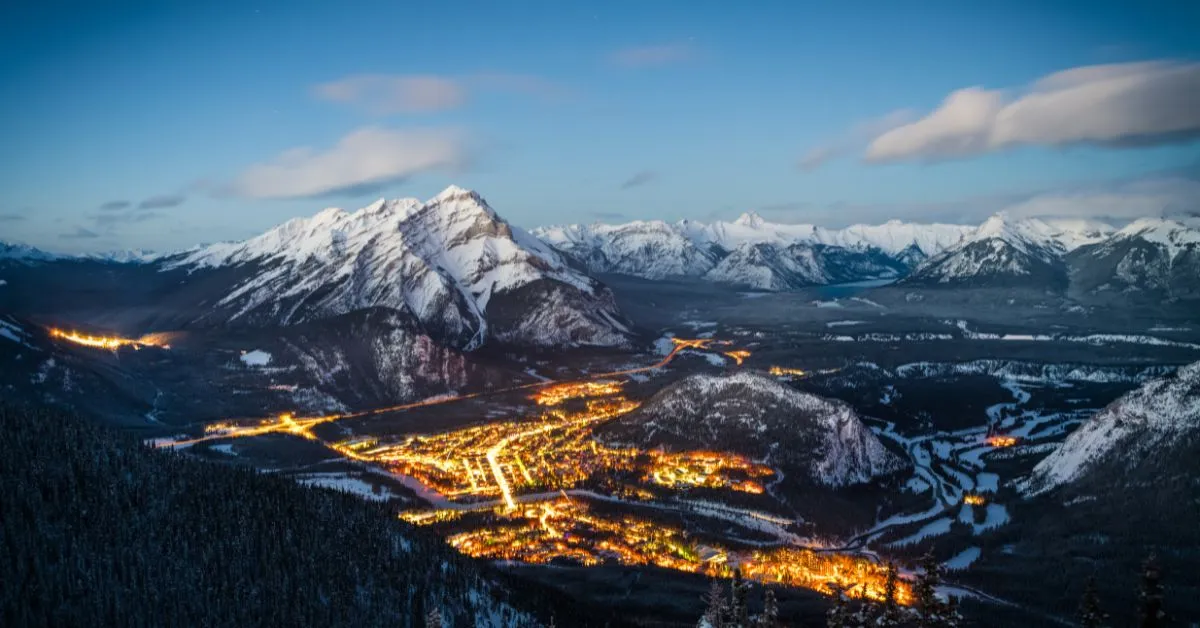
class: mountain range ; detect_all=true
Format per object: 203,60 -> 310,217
5,186 -> 1200,341
536,212 -> 1200,298
2,187 -> 634,351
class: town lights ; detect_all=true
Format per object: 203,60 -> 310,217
48,327 -> 162,350
987,435 -> 1018,447
963,494 -> 986,506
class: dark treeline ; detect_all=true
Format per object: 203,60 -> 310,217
0,405 -> 624,627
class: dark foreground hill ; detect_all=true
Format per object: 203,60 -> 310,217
0,405 -> 621,628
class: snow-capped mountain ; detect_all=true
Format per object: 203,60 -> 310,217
1068,218 -> 1200,300
1019,360 -> 1200,497
604,371 -> 905,487
903,214 -> 1113,289
0,242 -> 60,264
534,213 -> 972,289
534,220 -> 722,279
705,242 -> 905,290
163,186 -> 633,350
86,249 -> 162,264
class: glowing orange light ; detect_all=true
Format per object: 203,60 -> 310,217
723,350 -> 751,365
963,494 -> 986,506
987,436 -> 1018,447
769,366 -> 807,377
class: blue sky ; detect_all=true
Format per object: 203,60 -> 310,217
2,0 -> 1199,253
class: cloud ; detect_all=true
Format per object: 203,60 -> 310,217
1002,175 -> 1200,222
609,43 -> 696,68
864,60 -> 1200,163
231,127 -> 468,199
747,171 -> 1200,228
799,110 -> 916,171
93,211 -> 164,228
620,170 -> 658,189
591,211 -> 628,221
138,194 -> 186,209
0,212 -> 27,222
313,75 -> 466,115
60,226 -> 101,239
99,200 -> 131,211
312,73 -> 570,115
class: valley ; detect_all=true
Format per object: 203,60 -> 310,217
4,188 -> 1199,626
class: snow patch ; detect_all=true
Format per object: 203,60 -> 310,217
239,350 -> 273,366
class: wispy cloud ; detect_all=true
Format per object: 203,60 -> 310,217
313,73 -> 567,115
747,171 -> 1200,227
93,211 -> 163,228
230,126 -> 468,199
60,226 -> 101,239
99,200 -> 131,211
863,60 -> 1200,163
620,170 -> 658,190
608,43 -> 697,68
137,194 -> 186,209
591,211 -> 628,221
313,74 -> 467,115
799,111 -> 915,171
0,212 -> 27,222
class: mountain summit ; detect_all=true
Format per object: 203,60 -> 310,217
164,186 -> 633,349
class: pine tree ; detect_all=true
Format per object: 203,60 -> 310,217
880,561 -> 904,626
701,579 -> 729,628
825,582 -> 854,628
912,551 -> 962,628
1137,555 -> 1165,628
1077,576 -> 1108,628
731,568 -> 751,628
757,588 -> 779,628
913,552 -> 943,627
425,607 -> 443,628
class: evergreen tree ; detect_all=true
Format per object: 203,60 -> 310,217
825,582 -> 854,628
425,607 -> 443,628
701,580 -> 729,628
879,561 -> 904,627
757,588 -> 779,628
1077,576 -> 1108,628
1137,555 -> 1165,628
913,552 -> 943,627
912,552 -> 961,628
731,568 -> 752,628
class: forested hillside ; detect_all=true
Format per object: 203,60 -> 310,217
0,405 -> 620,627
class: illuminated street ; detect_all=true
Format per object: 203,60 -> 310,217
151,335 -> 916,603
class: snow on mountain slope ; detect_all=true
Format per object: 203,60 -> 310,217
605,371 -> 905,487
538,211 -> 1123,291
1019,360 -> 1200,496
534,220 -> 720,279
0,242 -> 61,264
1068,218 -> 1200,299
536,214 -> 973,288
813,220 -> 974,257
686,211 -> 821,249
904,213 -> 1081,288
704,242 -> 904,290
165,186 -> 632,349
704,242 -> 827,290
86,249 -> 162,264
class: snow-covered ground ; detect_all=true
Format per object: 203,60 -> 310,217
295,473 -> 393,502
240,350 -> 272,366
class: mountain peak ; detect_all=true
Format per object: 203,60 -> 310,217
432,184 -> 479,203
733,211 -> 765,228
